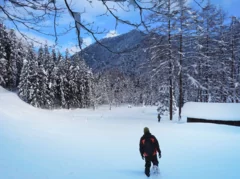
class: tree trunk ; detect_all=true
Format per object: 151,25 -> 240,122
179,30 -> 183,120
168,0 -> 173,120
178,6 -> 184,120
231,17 -> 236,102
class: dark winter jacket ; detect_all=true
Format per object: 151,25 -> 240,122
139,132 -> 161,157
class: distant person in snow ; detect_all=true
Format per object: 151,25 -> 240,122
158,113 -> 161,122
139,127 -> 161,177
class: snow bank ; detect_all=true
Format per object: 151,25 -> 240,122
0,86 -> 8,93
182,102 -> 240,121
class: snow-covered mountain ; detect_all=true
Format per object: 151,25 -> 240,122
79,30 -> 151,75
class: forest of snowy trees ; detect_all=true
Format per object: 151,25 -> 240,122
0,24 -> 142,110
145,0 -> 240,119
0,0 -> 239,117
0,26 -> 95,109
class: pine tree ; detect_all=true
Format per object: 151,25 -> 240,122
50,48 -> 58,107
68,63 -> 80,108
0,57 -> 7,86
57,49 -> 71,108
18,45 -> 36,102
15,41 -> 25,87
29,60 -> 41,107
0,25 -> 9,87
5,30 -> 18,90
0,26 -> 7,86
43,44 -> 55,108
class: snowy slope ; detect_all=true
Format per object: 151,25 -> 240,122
1,87 -> 240,179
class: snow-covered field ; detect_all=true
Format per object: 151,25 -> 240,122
1,87 -> 240,179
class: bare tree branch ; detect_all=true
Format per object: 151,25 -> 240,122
0,0 -> 166,52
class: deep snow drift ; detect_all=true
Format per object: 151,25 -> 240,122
1,87 -> 240,179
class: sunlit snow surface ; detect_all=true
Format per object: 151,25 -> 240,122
0,87 -> 240,179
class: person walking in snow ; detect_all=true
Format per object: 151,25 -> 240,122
158,113 -> 161,122
139,127 -> 161,177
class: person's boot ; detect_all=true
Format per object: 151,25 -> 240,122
145,168 -> 150,177
153,165 -> 160,174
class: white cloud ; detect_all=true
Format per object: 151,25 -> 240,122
57,0 -> 106,22
59,37 -> 93,55
67,45 -> 80,55
104,30 -> 119,38
14,31 -> 93,55
15,31 -> 55,47
57,42 -> 79,55
82,37 -> 93,47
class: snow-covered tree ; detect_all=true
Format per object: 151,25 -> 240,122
147,0 -> 181,120
0,57 -> 7,86
0,26 -> 8,87
18,45 -> 36,102
226,16 -> 240,102
175,0 -> 196,119
5,30 -> 18,90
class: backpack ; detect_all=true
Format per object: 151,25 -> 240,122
143,137 -> 155,156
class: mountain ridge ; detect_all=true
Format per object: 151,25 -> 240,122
78,29 -> 151,75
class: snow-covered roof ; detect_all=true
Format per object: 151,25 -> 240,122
182,102 -> 240,121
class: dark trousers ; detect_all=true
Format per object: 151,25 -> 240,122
145,155 -> 159,176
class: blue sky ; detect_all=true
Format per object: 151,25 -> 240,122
1,0 -> 240,54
